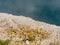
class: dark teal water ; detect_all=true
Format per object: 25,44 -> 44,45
0,0 -> 60,26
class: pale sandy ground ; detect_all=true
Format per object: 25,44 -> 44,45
0,13 -> 60,45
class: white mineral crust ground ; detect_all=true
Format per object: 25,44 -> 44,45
0,13 -> 60,45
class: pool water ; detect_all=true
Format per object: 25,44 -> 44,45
0,0 -> 60,26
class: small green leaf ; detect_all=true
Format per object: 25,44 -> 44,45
3,40 -> 10,45
27,35 -> 35,41
0,39 -> 10,45
0,40 -> 3,45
